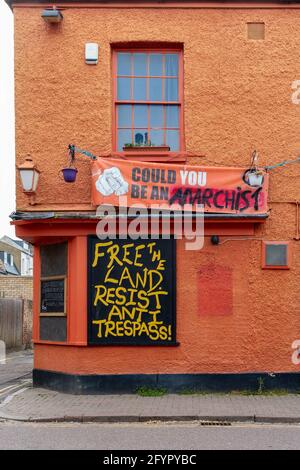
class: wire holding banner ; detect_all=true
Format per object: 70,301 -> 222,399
265,156 -> 300,171
68,144 -> 300,172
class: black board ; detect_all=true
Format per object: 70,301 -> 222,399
40,277 -> 66,315
88,237 -> 176,345
40,317 -> 67,342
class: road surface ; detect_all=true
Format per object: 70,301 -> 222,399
0,421 -> 299,450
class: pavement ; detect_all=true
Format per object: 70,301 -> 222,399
2,350 -> 300,425
0,349 -> 32,402
2,386 -> 300,424
0,349 -> 33,386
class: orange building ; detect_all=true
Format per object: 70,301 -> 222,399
7,0 -> 300,393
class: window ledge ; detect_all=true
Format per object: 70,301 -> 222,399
33,340 -> 87,346
111,151 -> 188,163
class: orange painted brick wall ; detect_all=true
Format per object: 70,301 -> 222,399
12,3 -> 300,374
14,6 -> 300,210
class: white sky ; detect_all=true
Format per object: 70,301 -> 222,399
0,0 -> 15,239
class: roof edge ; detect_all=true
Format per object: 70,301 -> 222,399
5,0 -> 300,10
10,211 -> 269,221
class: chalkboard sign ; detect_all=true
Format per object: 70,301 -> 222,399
88,237 -> 176,345
40,277 -> 66,316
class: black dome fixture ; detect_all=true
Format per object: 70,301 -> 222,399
211,235 -> 220,246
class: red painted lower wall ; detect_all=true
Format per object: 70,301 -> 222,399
30,230 -> 300,376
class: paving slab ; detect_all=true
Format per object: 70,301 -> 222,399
1,386 -> 300,424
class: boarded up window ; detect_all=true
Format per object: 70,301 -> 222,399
40,317 -> 67,342
39,242 -> 68,342
198,265 -> 233,316
40,242 -> 67,277
88,237 -> 176,345
247,23 -> 265,40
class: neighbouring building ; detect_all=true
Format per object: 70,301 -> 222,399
5,0 -> 300,393
0,236 -> 33,276
0,275 -> 33,348
0,236 -> 33,348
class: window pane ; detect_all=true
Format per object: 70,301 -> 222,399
150,130 -> 164,147
117,77 -> 131,100
116,51 -> 181,152
118,105 -> 132,127
134,105 -> 148,128
165,78 -> 178,101
117,53 -> 131,75
266,245 -> 287,266
166,130 -> 179,150
133,53 -> 147,76
149,78 -> 163,101
149,54 -> 163,76
165,53 -> 178,77
166,105 -> 179,127
150,105 -> 163,127
133,78 -> 147,101
134,129 -> 148,145
118,129 -> 132,150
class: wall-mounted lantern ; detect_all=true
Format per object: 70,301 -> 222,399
244,150 -> 265,187
244,169 -> 264,187
41,8 -> 63,24
17,156 -> 40,205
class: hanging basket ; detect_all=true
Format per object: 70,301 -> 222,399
61,167 -> 78,183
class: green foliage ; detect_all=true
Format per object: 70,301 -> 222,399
231,389 -> 289,396
179,386 -> 290,397
179,389 -> 213,396
136,381 -> 293,397
136,386 -> 167,397
124,142 -> 156,148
